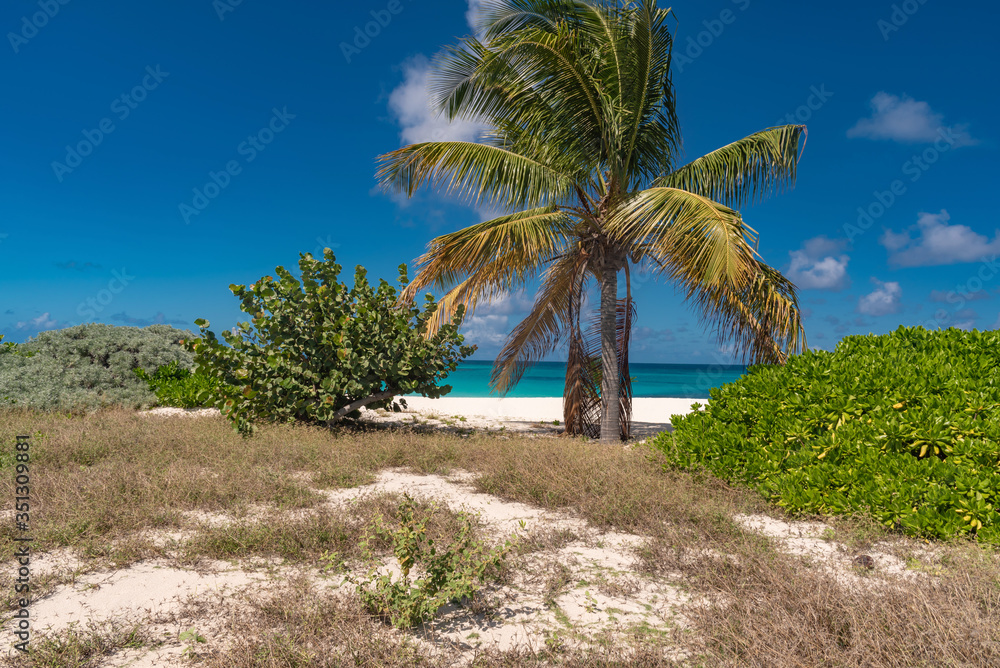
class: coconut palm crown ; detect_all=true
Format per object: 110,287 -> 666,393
377,0 -> 807,442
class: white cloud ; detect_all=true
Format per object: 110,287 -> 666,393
786,236 -> 850,291
14,312 -> 60,334
387,56 -> 486,146
384,5 -> 490,217
847,92 -> 976,146
880,210 -> 1000,267
462,313 -> 509,346
460,291 -> 534,348
857,279 -> 902,316
465,0 -> 490,35
993,313 -> 1000,330
473,291 -> 534,316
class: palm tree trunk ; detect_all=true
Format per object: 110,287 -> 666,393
599,263 -> 620,443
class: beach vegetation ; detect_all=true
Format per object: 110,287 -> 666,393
377,0 -> 806,442
348,493 -> 511,628
2,408 -> 999,666
0,323 -> 194,410
188,250 -> 475,435
653,326 -> 1000,543
133,360 -> 218,408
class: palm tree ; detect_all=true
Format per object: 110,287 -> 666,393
377,0 -> 806,442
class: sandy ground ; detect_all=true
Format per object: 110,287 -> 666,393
19,403 -> 928,664
398,396 -> 703,437
354,396 -> 705,440
398,396 -> 703,424
2,461 -> 925,666
142,396 -> 705,440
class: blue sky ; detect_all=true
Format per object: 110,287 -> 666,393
1,0 -> 997,364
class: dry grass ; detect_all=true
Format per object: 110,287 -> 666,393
6,619 -> 152,667
191,575 -> 684,668
1,407 -> 999,666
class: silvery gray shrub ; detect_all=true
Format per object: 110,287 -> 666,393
0,323 -> 194,410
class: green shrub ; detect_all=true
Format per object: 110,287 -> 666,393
651,326 -> 1000,543
188,250 -> 475,435
0,324 -> 195,410
347,494 -> 510,628
133,361 -> 218,408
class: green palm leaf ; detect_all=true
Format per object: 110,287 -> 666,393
377,141 -> 575,212
656,125 -> 807,208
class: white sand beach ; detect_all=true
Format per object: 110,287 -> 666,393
401,396 -> 703,423
387,396 -> 706,438
144,396 -> 707,439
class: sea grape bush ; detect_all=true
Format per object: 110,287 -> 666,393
652,326 -> 1000,543
187,250 -> 475,435
0,324 -> 195,410
133,360 -> 219,408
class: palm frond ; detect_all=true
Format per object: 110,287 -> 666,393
491,245 -> 588,394
655,125 -> 806,208
619,0 -> 680,186
477,0 -> 585,38
401,207 -> 576,334
562,261 -> 600,437
376,141 -> 575,213
608,186 -> 759,290
689,261 -> 806,365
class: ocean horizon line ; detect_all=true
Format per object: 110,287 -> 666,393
433,360 -> 747,399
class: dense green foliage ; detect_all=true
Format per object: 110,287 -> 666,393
652,326 -> 1000,543
188,250 -> 475,435
133,360 -> 218,408
0,324 -> 195,410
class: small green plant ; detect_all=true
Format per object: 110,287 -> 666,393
347,494 -> 510,629
178,628 -> 207,657
133,360 -> 220,408
543,629 -> 566,655
318,550 -> 345,574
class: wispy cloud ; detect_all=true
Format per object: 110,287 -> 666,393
15,312 -> 60,333
857,279 -> 902,316
462,313 -> 509,347
881,210 -> 1000,267
847,92 -> 976,146
786,236 -> 850,291
459,291 -> 534,350
465,0 -> 490,35
471,291 -> 534,316
387,55 -> 486,147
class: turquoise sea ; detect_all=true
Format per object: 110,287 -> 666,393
438,361 -> 747,398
